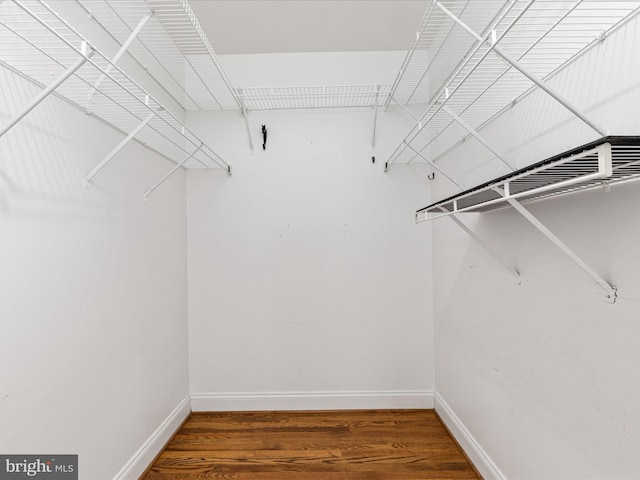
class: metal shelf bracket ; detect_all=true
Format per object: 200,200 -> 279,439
238,88 -> 254,152
487,144 -> 617,302
371,85 -> 380,162
0,44 -> 94,139
441,105 -> 516,171
84,111 -> 156,187
505,195 -> 617,303
144,143 -> 203,201
416,139 -> 627,302
437,206 -> 521,284
87,13 -> 152,108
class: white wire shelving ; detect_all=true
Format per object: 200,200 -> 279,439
385,0 -> 640,169
387,0 -> 510,108
237,85 -> 392,111
72,0 -> 240,111
57,0 -> 400,115
417,137 -> 640,220
0,0 -> 231,186
233,84 -> 389,155
69,1 -> 391,114
393,0 -> 640,304
416,136 -> 640,303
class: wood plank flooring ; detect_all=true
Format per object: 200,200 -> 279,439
142,409 -> 480,480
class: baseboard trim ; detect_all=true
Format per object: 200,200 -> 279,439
191,390 -> 434,412
113,392 -> 502,479
113,396 -> 191,480
435,393 -> 506,480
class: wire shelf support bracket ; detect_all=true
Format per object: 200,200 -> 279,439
84,110 -> 157,187
371,85 -> 380,163
238,88 -> 254,152
144,143 -> 204,201
441,104 -> 516,171
415,139 -> 640,303
437,207 -> 521,283
86,12 -> 152,108
405,140 -> 520,283
505,194 -> 616,303
0,41 -> 94,139
390,97 -> 421,124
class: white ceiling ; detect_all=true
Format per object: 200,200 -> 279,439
188,1 -> 429,55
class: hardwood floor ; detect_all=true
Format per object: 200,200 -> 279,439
142,409 -> 480,480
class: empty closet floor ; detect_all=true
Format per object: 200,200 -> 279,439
142,409 -> 480,479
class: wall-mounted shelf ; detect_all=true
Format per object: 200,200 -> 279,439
235,85 -> 389,156
386,0 -> 509,108
390,1 -> 640,303
417,137 -> 640,221
385,0 -> 640,168
417,136 -> 640,304
237,85 -> 391,112
74,0 -> 240,111
0,0 -> 231,189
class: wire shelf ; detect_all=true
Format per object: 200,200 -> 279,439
417,136 -> 640,220
0,0 -> 230,171
237,85 -> 392,112
59,1 -> 240,111
387,0 -> 640,167
387,0 -> 511,107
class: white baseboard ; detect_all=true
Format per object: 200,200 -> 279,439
113,396 -> 191,480
191,390 -> 434,412
113,392 -> 501,480
435,393 -> 506,480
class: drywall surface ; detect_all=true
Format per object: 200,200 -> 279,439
0,66 -> 189,479
431,14 -> 640,479
186,108 -> 434,408
218,51 -> 405,88
434,187 -> 640,479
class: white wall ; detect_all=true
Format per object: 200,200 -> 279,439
219,51 -> 405,88
0,66 -> 190,479
432,14 -> 640,480
186,107 -> 434,410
